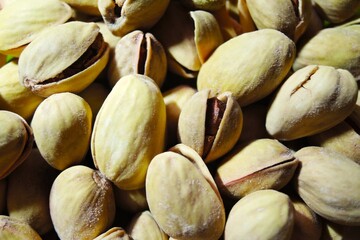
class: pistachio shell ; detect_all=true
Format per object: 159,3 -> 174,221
197,29 -> 295,106
31,92 -> 92,170
62,0 -> 100,16
91,74 -> 166,190
224,190 -> 294,240
50,165 -> 116,240
114,187 -> 148,213
215,139 -> 298,199
0,110 -> 33,179
266,65 -> 358,140
146,144 -> 225,240
19,21 -> 109,97
94,227 -> 133,240
0,215 -> 42,240
294,146 -> 360,225
312,0 -> 360,23
127,211 -> 168,240
0,0 -> 73,56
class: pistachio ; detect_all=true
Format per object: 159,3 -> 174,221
0,0 -> 73,57
178,89 -> 243,162
91,74 -> 166,190
146,144 -> 226,240
294,146 -> 360,225
127,211 -> 168,240
0,215 -> 42,239
197,29 -> 296,106
108,30 -> 167,87
215,139 -> 298,199
114,187 -> 148,213
7,148 -> 58,235
266,65 -> 358,140
62,0 -> 100,16
224,189 -> 294,240
0,60 -> 43,120
0,110 -> 33,179
312,0 -> 360,23
98,0 -> 170,37
50,165 -> 116,240
31,92 -> 92,170
18,21 -> 109,97
94,227 -> 133,240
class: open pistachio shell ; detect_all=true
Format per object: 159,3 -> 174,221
0,215 -> 42,239
0,0 -> 73,57
146,144 -> 225,240
215,139 -> 298,199
312,0 -> 360,23
127,211 -> 168,240
178,89 -> 243,162
0,110 -> 33,180
94,227 -> 133,240
91,74 -> 166,190
19,21 -> 109,97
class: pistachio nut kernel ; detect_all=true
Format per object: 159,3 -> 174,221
108,30 -> 167,87
246,0 -> 312,41
312,0 -> 360,23
294,24 -> 360,80
19,21 -> 109,97
0,215 -> 42,240
225,190 -> 295,240
215,139 -> 298,199
98,0 -> 170,37
0,110 -> 33,180
294,146 -> 360,225
31,92 -> 92,170
94,227 -> 133,240
127,211 -> 168,240
146,144 -> 226,240
197,29 -> 296,106
62,0 -> 100,16
0,0 -> 73,57
266,65 -> 358,140
178,89 -> 243,163
50,165 -> 116,240
0,60 -> 43,120
91,74 -> 166,190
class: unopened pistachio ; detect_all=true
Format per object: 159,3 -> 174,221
94,227 -> 133,240
0,215 -> 42,239
312,0 -> 360,23
31,92 -> 92,170
50,165 -> 116,240
127,211 -> 168,240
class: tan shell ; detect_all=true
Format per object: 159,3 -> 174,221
62,0 -> 100,16
94,227 -> 133,240
312,0 -> 360,23
0,215 -> 42,239
266,65 -> 358,140
91,74 -> 166,190
225,189 -> 294,240
31,92 -> 92,170
146,144 -> 226,240
294,146 -> 360,225
0,0 -> 73,57
18,21 -> 109,97
127,211 -> 168,240
50,165 -> 116,240
197,29 -> 295,106
215,139 -> 298,199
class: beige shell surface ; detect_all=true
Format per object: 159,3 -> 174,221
94,227 -> 133,240
294,146 -> 360,225
266,65 -> 358,140
127,211 -> 168,240
91,74 -> 166,190
197,29 -> 296,106
0,215 -> 42,240
62,0 -> 100,15
312,0 -> 360,23
0,0 -> 73,56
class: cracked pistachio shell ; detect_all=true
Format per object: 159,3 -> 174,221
127,211 -> 168,240
215,139 -> 298,199
225,190 -> 295,240
91,74 -> 166,190
0,215 -> 42,240
94,227 -> 133,240
0,0 -> 73,57
246,0 -> 312,42
7,149 -> 58,235
294,24 -> 360,80
153,1 -> 223,78
62,0 -> 100,16
0,179 -> 5,214
294,146 -> 360,225
0,110 -> 33,180
266,65 -> 358,140
312,0 -> 360,23
98,0 -> 170,37
0,60 -> 43,120
198,29 -> 295,106
178,89 -> 243,162
50,165 -> 116,240
108,30 -> 167,87
146,144 -> 226,240
31,92 -> 92,170
18,21 -> 110,97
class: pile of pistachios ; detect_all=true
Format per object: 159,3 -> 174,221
0,0 -> 360,239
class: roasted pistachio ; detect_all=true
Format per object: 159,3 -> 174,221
312,0 -> 360,23
127,211 -> 168,240
18,21 -> 109,97
178,89 -> 243,162
94,227 -> 133,240
0,215 -> 42,239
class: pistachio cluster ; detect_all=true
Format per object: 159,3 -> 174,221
0,0 -> 360,239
